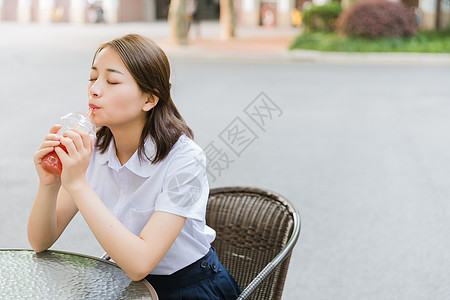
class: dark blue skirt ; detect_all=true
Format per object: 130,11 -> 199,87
145,247 -> 242,300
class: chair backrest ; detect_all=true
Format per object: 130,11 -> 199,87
206,187 -> 300,300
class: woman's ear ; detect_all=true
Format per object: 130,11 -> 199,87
143,94 -> 159,112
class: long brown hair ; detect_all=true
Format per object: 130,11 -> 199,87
93,34 -> 194,164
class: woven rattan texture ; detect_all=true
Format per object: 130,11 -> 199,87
207,187 -> 295,300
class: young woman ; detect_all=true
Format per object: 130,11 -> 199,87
28,34 -> 241,299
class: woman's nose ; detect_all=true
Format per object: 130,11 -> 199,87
89,82 -> 102,98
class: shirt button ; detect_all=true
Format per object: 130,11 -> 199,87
200,261 -> 208,268
212,263 -> 217,270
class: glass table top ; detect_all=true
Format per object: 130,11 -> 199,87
0,249 -> 157,299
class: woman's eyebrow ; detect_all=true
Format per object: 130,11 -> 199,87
91,66 -> 124,75
106,68 -> 124,75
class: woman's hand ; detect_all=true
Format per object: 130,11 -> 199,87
34,125 -> 62,186
55,129 -> 94,193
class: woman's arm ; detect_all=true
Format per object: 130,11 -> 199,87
68,184 -> 185,281
28,125 -> 79,252
27,186 -> 79,252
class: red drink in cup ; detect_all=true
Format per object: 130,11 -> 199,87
41,145 -> 68,177
41,111 -> 96,177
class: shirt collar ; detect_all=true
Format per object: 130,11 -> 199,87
95,136 -> 159,178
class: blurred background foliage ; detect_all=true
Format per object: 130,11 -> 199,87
291,0 -> 450,52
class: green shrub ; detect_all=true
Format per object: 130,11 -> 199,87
303,2 -> 343,32
289,31 -> 450,53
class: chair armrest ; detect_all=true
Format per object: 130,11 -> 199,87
237,206 -> 301,300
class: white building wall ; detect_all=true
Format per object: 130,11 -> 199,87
277,0 -> 294,27
103,0 -> 119,23
39,0 -> 54,23
70,0 -> 85,23
419,0 -> 450,29
241,0 -> 260,26
17,0 -> 31,22
0,0 -> 3,21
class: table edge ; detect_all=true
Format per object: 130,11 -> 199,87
1,248 -> 159,299
0,248 -> 120,267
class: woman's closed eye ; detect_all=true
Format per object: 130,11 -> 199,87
88,78 -> 119,85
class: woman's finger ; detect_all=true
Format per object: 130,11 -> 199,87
73,128 -> 93,150
59,136 -> 77,156
54,145 -> 69,162
34,147 -> 57,163
63,130 -> 84,152
44,133 -> 61,142
49,124 -> 62,134
39,140 -> 60,150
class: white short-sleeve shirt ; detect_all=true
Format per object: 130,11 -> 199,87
86,134 -> 216,275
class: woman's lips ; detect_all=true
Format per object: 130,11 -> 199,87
89,104 -> 99,112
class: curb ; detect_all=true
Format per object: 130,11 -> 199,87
163,46 -> 450,65
288,50 -> 450,65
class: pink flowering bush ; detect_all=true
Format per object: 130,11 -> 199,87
336,0 -> 418,39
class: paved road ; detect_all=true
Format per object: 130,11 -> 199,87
1,23 -> 450,299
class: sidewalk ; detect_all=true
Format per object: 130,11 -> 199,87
156,21 -> 300,62
1,20 -> 449,65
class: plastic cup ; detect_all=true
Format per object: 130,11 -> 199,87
41,112 -> 96,177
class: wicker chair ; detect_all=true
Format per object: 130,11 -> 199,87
206,187 -> 301,300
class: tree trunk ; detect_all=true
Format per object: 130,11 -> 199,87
220,0 -> 236,39
168,0 -> 188,45
435,0 -> 441,29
